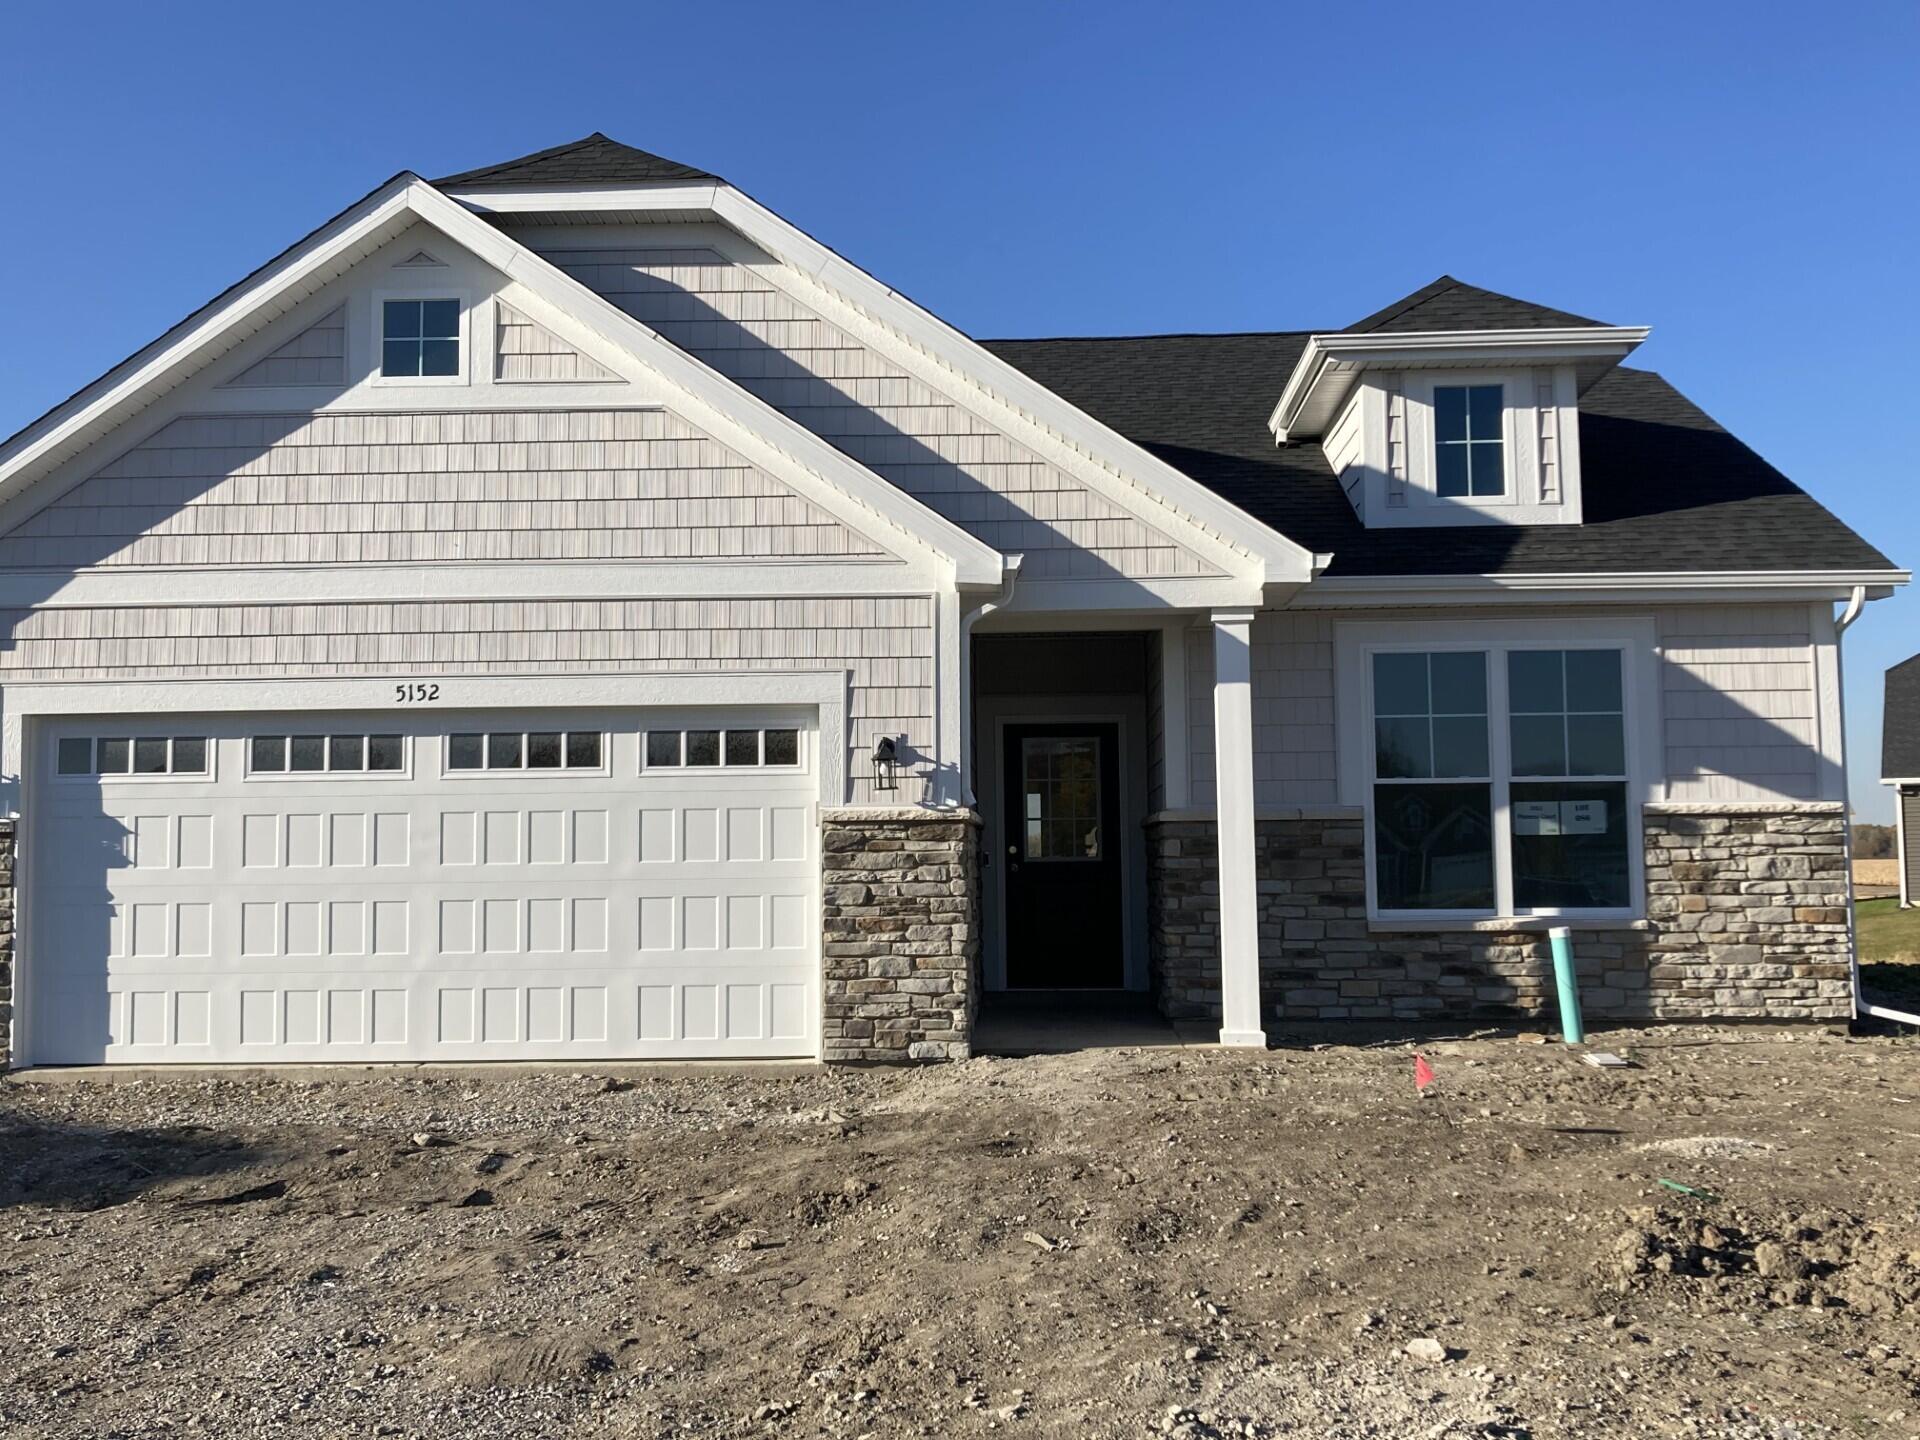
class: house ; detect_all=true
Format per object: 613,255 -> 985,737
1885,654 -> 1920,907
0,134 -> 1903,1068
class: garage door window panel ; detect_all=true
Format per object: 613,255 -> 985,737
250,734 -> 408,777
446,731 -> 606,774
644,728 -> 804,772
58,735 -> 210,779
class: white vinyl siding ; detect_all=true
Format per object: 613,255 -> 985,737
0,596 -> 933,805
0,409 -> 891,569
494,301 -> 618,383
1657,603 -> 1820,801
1175,605 -> 1830,810
535,244 -> 1219,582
219,306 -> 346,389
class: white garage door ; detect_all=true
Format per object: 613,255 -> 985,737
26,709 -> 819,1064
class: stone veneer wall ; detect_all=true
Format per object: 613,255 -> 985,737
820,808 -> 980,1062
1146,804 -> 1851,1024
0,820 -> 11,1067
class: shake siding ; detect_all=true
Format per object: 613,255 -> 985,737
1186,612 -> 1341,810
495,302 -> 618,383
219,306 -> 345,388
0,596 -> 933,804
0,410 -> 889,568
1178,605 -> 1825,809
533,245 -> 1219,582
1657,603 -> 1820,801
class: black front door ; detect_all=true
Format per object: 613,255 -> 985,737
1002,722 -> 1123,988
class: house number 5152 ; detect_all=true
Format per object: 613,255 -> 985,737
394,682 -> 441,703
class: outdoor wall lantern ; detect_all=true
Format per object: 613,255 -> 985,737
872,735 -> 900,792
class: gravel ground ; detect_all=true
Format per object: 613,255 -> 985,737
2,1024 -> 1918,1438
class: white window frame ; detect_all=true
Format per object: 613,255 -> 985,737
441,728 -> 611,779
1335,616 -> 1660,925
639,725 -> 809,775
370,287 -> 471,388
244,732 -> 413,781
53,733 -> 213,783
1404,369 -> 1527,513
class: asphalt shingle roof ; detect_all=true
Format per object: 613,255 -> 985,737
1886,655 -> 1920,779
982,298 -> 1893,579
434,133 -> 717,188
1346,274 -> 1605,333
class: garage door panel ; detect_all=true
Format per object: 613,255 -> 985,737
29,713 -> 819,1064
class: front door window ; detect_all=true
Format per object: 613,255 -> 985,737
1022,736 -> 1102,861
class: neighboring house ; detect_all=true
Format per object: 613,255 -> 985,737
0,134 -> 1903,1069
1885,654 -> 1920,907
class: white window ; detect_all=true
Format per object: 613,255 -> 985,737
644,728 -> 801,770
57,736 -> 207,777
250,734 -> 404,775
1433,384 -> 1504,498
446,731 -> 604,773
1341,620 -> 1652,922
381,299 -> 460,377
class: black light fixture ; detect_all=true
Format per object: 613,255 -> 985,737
872,735 -> 899,792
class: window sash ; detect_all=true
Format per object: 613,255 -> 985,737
1364,641 -> 1637,919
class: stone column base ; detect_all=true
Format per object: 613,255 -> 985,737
820,808 -> 980,1062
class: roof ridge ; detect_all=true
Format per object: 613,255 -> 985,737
1342,275 -> 1464,334
983,328 -> 1318,344
433,133 -> 717,188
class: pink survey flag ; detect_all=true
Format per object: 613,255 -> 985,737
1413,1054 -> 1437,1094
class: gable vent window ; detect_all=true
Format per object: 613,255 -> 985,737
382,299 -> 460,377
1433,384 -> 1505,498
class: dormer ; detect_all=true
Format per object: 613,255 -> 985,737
1269,278 -> 1648,528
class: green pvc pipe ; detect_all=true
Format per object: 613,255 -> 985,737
1548,925 -> 1585,1045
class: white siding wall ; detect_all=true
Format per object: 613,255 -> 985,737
1173,603 -> 1828,810
0,596 -> 933,805
0,409 -> 889,569
531,243 -> 1218,582
219,306 -> 345,389
1185,611 -> 1340,809
495,302 -> 618,383
1657,603 -> 1820,801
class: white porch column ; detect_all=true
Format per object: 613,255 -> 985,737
1211,609 -> 1265,1047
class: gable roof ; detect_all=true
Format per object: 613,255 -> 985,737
1346,275 -> 1606,333
1886,654 -> 1920,779
0,175 -> 1004,586
434,133 -> 719,188
981,329 -> 1897,580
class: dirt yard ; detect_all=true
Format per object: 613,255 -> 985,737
4,1026 -> 1919,1439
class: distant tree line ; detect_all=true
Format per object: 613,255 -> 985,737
1854,824 -> 1896,859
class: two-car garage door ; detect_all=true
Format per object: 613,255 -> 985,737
25,709 -> 819,1065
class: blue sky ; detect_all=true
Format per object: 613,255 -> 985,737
3,2 -> 1914,818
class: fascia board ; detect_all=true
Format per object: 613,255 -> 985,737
408,182 -> 1008,588
1294,569 -> 1911,608
447,182 -> 722,214
1270,327 -> 1653,439
706,187 -> 1318,585
0,176 -> 421,509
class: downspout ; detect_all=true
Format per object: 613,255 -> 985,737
1833,586 -> 1917,1025
957,554 -> 1024,809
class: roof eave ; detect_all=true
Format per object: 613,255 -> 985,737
1269,326 -> 1653,441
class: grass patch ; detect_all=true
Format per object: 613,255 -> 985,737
1858,897 -> 1920,1001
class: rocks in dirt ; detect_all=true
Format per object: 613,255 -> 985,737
1754,1239 -> 1813,1280
1021,1230 -> 1059,1252
1406,1337 -> 1452,1365
455,1188 -> 493,1208
411,1131 -> 450,1150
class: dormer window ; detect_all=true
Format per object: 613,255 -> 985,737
381,299 -> 460,377
1433,384 -> 1504,498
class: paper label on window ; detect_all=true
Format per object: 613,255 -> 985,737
1561,799 -> 1606,834
1514,799 -> 1606,836
1513,800 -> 1561,836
